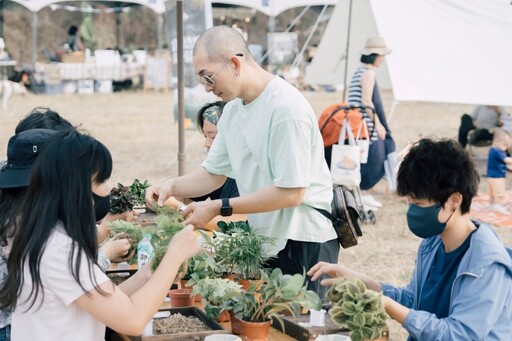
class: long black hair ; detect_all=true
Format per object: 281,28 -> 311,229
0,108 -> 74,248
0,130 -> 112,310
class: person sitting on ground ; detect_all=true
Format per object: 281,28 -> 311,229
486,128 -> 512,214
457,105 -> 507,148
165,101 -> 246,231
308,138 -> 512,340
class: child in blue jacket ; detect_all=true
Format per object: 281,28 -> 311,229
309,138 -> 512,340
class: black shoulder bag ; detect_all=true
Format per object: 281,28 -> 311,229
313,185 -> 363,249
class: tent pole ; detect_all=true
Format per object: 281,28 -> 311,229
115,11 -> 121,48
157,13 -> 163,51
32,11 -> 38,69
177,0 -> 185,176
291,5 -> 328,69
342,0 -> 353,103
0,0 -> 4,38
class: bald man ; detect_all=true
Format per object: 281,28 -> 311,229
146,26 -> 338,297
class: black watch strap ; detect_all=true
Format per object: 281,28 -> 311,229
220,198 -> 233,217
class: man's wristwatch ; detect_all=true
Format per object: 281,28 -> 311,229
220,198 -> 233,217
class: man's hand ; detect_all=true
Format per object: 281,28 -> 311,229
181,200 -> 222,229
375,122 -> 387,140
145,179 -> 174,209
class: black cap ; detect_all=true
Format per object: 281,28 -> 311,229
0,129 -> 56,189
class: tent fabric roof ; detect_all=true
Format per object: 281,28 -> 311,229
210,0 -> 338,16
8,0 -> 166,14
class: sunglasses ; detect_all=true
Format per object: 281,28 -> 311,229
197,53 -> 244,87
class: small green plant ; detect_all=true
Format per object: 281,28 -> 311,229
327,278 -> 389,341
203,225 -> 275,279
182,252 -> 220,286
109,183 -> 138,214
109,220 -> 143,264
151,245 -> 167,271
128,179 -> 150,207
229,268 -> 322,329
217,220 -> 251,234
191,278 -> 242,319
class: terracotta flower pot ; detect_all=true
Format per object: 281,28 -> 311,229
239,320 -> 271,341
168,288 -> 194,308
237,279 -> 263,291
180,279 -> 202,302
229,311 -> 244,335
215,309 -> 231,323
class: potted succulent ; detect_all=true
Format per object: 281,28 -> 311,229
327,278 -> 389,341
227,268 -> 322,341
191,277 -> 243,322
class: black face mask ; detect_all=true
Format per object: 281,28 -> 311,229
92,192 -> 110,222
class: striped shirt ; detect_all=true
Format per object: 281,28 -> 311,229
348,66 -> 377,141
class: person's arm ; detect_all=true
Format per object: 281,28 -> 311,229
97,211 -> 137,244
146,167 -> 226,208
164,196 -> 246,231
307,262 -> 382,292
181,185 -> 304,228
100,235 -> 132,263
360,70 -> 386,140
75,225 -> 199,335
117,261 -> 153,296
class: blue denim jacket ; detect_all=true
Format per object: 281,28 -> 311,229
381,222 -> 512,340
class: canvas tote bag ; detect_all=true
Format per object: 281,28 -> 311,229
356,120 -> 370,164
330,119 -> 361,186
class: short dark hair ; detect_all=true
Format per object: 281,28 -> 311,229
360,53 -> 379,65
196,101 -> 227,132
68,25 -> 79,36
397,138 -> 479,214
15,107 -> 74,134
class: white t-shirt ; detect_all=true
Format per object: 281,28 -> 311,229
12,223 -> 110,341
202,76 -> 337,255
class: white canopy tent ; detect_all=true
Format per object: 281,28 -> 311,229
5,0 -> 167,67
305,0 -> 391,91
210,0 -> 338,17
308,0 -> 512,107
371,0 -> 512,107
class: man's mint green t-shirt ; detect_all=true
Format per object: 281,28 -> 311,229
202,76 -> 337,255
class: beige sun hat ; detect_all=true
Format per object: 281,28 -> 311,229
360,36 -> 391,56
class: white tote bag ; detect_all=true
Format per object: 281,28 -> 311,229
356,120 -> 370,164
330,119 -> 361,186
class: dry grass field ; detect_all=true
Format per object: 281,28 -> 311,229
1,89 -> 511,340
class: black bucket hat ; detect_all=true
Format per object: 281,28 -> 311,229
0,128 -> 56,189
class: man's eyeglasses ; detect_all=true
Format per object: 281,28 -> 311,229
197,53 -> 244,87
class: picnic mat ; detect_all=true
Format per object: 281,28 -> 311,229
470,191 -> 512,228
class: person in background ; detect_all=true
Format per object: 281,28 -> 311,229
309,138 -> 512,340
0,130 -> 199,340
63,25 -> 84,52
0,38 -> 10,61
457,105 -> 507,148
347,36 -> 396,208
486,128 -> 512,214
146,25 -> 338,298
165,101 -> 246,231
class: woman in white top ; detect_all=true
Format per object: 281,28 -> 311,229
0,130 -> 199,340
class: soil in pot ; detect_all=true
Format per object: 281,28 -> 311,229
168,288 -> 194,308
153,312 -> 209,334
239,320 -> 271,341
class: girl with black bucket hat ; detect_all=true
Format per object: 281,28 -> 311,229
0,130 -> 199,339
